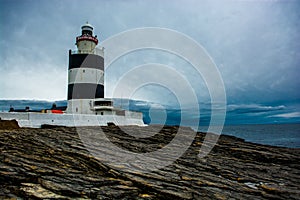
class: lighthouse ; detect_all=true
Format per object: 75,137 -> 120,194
0,22 -> 144,127
66,22 -> 111,114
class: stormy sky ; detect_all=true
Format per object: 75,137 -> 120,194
0,0 -> 299,124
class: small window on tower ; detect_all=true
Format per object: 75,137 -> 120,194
83,69 -> 85,73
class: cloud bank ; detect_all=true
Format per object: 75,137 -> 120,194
0,0 -> 299,124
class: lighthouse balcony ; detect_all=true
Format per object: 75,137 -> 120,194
92,105 -> 115,111
91,106 -> 142,119
91,99 -> 114,111
76,35 -> 98,45
93,99 -> 113,106
70,47 -> 104,57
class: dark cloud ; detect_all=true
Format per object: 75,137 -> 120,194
0,0 -> 299,123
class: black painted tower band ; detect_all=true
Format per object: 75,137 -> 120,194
68,83 -> 104,100
68,51 -> 104,70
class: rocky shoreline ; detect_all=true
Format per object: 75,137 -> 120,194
0,120 -> 299,199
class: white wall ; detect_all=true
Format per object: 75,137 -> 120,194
68,68 -> 103,85
0,112 -> 144,128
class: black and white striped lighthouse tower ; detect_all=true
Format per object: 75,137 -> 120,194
66,22 -> 105,114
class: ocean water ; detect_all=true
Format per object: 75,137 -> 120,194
199,123 -> 300,148
1,100 -> 299,148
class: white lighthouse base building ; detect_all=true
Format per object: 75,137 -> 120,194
0,98 -> 144,128
0,111 -> 144,128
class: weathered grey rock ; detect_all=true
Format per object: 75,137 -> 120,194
0,123 -> 299,199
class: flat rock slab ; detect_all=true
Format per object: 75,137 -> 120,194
0,125 -> 299,199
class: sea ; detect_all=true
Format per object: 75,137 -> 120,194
198,124 -> 300,148
1,100 -> 299,148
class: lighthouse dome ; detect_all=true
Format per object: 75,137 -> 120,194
81,22 -> 93,32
